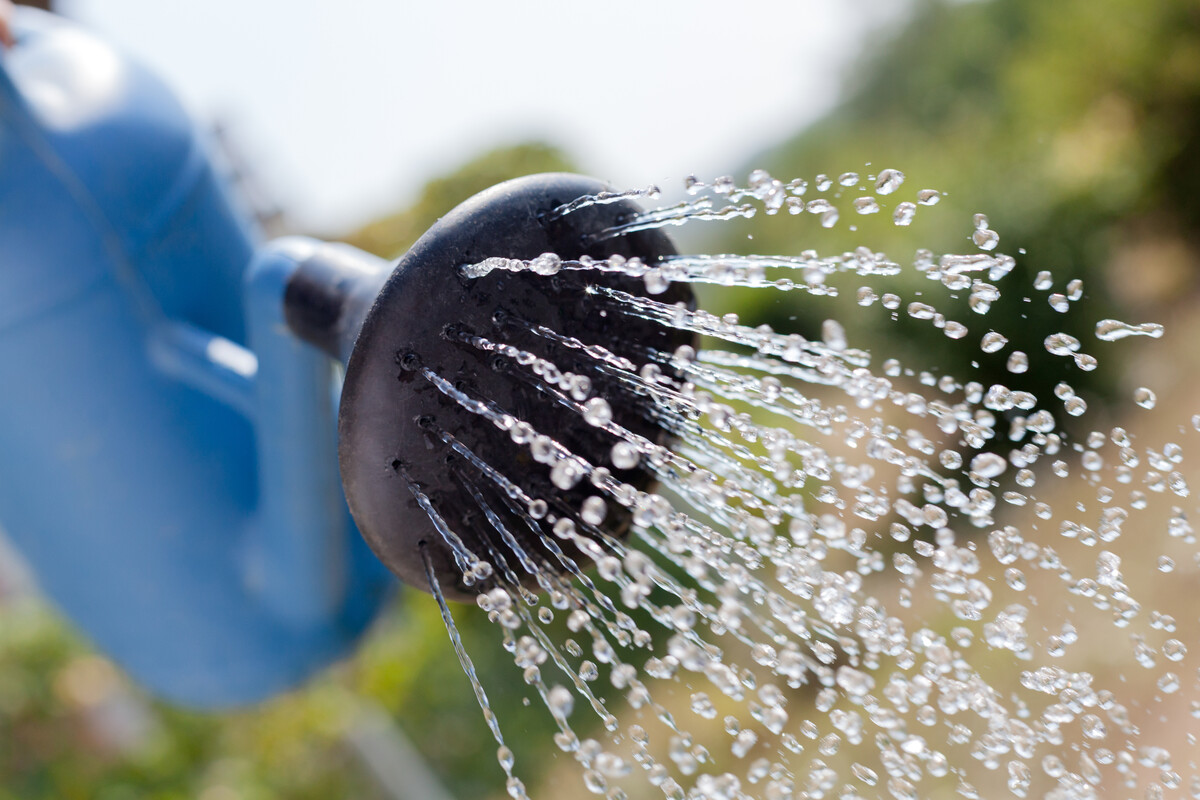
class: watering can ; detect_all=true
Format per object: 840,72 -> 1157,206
0,8 -> 684,708
0,8 -> 396,707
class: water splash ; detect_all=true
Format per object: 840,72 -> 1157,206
421,168 -> 1192,800
1095,319 -> 1165,341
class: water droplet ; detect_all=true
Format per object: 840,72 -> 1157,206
822,319 -> 847,350
875,168 -> 905,195
972,229 -> 999,251
551,459 -> 584,490
583,769 -> 607,794
851,762 -> 878,786
943,321 -> 968,339
507,421 -> 533,445
731,729 -> 758,758
853,197 -> 880,214
747,168 -> 772,189
583,397 -> 613,426
836,665 -> 874,696
907,302 -> 936,320
917,188 -> 940,205
610,442 -> 639,470
981,331 -> 1008,353
712,175 -> 735,194
1095,319 -> 1165,341
970,452 -> 1007,480
690,692 -> 717,719
893,202 -> 917,226
530,252 -> 562,275
581,496 -> 607,526
1134,387 -> 1157,409
1044,333 -> 1080,355
1064,396 -> 1088,416
644,269 -> 670,295
838,172 -> 860,187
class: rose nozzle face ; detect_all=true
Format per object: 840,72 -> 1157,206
335,175 -> 694,601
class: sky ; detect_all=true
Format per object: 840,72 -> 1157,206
62,1 -> 910,234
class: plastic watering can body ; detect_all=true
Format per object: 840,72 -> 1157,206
0,9 -> 393,707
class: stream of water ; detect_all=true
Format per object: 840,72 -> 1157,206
425,168 -> 1188,800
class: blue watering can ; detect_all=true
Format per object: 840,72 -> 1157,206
0,8 -> 395,706
0,9 -> 685,708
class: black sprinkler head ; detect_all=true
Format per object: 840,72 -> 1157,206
288,174 -> 695,601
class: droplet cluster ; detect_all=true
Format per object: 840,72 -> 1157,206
421,169 -> 1190,800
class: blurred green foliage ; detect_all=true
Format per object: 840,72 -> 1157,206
343,143 -> 575,258
706,0 -> 1200,431
5,1 -> 1200,798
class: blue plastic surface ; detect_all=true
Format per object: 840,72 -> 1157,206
0,9 -> 393,707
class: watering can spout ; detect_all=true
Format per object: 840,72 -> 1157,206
0,8 -> 393,706
272,238 -> 392,364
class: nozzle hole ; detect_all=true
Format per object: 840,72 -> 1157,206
395,350 -> 422,371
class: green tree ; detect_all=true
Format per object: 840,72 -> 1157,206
713,0 -> 1200,429
343,143 -> 575,258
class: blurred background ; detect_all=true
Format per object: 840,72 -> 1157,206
2,0 -> 1199,798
